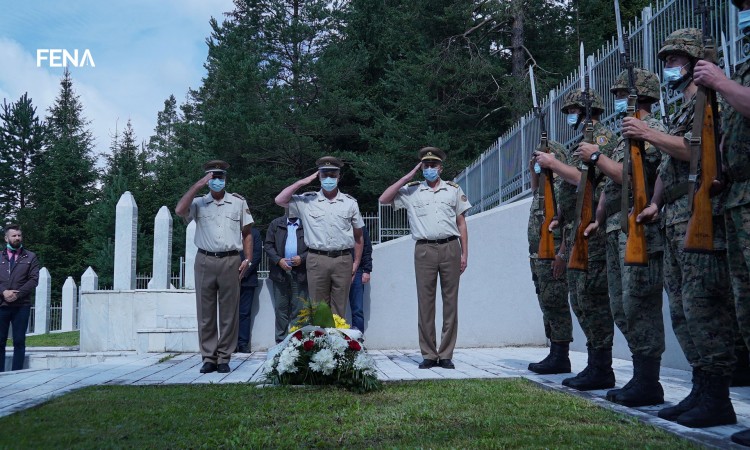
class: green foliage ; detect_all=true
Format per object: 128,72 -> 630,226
0,379 -> 697,448
18,70 -> 98,290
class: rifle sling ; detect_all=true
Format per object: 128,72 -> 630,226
621,137 -> 631,234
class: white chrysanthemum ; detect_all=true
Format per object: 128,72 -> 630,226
309,348 -> 336,375
263,358 -> 276,373
277,347 -> 300,375
353,353 -> 376,374
326,334 -> 349,355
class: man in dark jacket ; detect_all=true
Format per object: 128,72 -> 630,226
264,213 -> 309,343
349,226 -> 372,332
0,225 -> 40,371
237,227 -> 263,353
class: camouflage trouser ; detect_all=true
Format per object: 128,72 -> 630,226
530,258 -> 573,342
726,205 -> 750,353
567,258 -> 613,350
663,220 -> 736,375
617,231 -> 665,358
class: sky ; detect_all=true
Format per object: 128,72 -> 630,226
0,0 -> 235,161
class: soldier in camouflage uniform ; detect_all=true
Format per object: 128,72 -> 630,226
577,68 -> 666,407
693,0 -> 750,443
624,28 -> 736,428
534,89 -> 617,391
527,141 -> 573,374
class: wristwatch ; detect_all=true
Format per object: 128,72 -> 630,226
590,151 -> 601,165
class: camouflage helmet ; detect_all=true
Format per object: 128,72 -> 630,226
609,68 -> 661,102
657,28 -> 704,61
560,88 -> 605,115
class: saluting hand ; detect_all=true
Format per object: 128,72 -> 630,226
302,172 -> 319,185
407,162 -> 422,179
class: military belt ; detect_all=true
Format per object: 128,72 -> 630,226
417,236 -> 458,244
662,182 -> 688,205
198,249 -> 239,258
308,248 -> 352,257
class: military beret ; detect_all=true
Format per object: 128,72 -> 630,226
419,147 -> 446,162
203,160 -> 230,173
316,156 -> 343,170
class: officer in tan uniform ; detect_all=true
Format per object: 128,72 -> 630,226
379,147 -> 470,369
175,160 -> 254,374
275,156 -> 364,317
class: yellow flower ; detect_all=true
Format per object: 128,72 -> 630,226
333,314 -> 350,329
289,325 -> 300,333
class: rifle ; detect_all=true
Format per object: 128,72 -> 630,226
530,66 -> 557,260
568,44 -> 596,271
614,0 -> 648,266
684,0 -> 722,253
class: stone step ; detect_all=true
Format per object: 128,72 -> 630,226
136,328 -> 198,354
163,315 -> 196,329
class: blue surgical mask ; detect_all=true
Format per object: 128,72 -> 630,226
566,113 -> 579,126
614,98 -> 628,115
662,66 -> 684,83
208,178 -> 225,192
533,162 -> 542,174
321,177 -> 338,192
423,167 -> 439,182
739,10 -> 750,35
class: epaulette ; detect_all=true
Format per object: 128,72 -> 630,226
446,181 -> 459,188
344,193 -> 358,202
303,192 -> 317,196
406,181 -> 421,187
230,192 -> 245,200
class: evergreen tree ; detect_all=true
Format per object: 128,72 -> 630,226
19,70 -> 98,288
0,93 -> 45,223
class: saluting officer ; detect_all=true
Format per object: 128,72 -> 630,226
379,147 -> 470,370
175,160 -> 254,374
275,157 -> 364,318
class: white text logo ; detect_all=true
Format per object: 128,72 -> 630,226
36,49 -> 96,68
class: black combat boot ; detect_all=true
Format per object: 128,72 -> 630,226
732,347 -> 750,387
658,367 -> 703,421
528,342 -> 571,374
563,348 -> 615,391
609,355 -> 664,407
676,373 -> 736,428
562,347 -> 593,387
731,428 -> 750,446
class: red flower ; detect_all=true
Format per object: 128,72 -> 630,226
348,340 -> 361,351
293,330 -> 303,340
314,330 -> 325,337
303,340 -> 314,351
343,334 -> 351,341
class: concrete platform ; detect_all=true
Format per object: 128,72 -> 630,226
1,346 -> 748,448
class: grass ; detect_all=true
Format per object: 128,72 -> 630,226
0,378 -> 697,449
7,331 -> 79,347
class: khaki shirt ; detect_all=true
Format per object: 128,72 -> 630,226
188,192 -> 254,252
289,190 -> 364,251
394,179 -> 471,240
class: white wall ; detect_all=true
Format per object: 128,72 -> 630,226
81,196 -> 689,370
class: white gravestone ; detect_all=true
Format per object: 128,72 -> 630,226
184,221 -> 197,289
61,276 -> 77,331
114,192 -> 137,290
34,267 -> 51,334
148,206 -> 173,289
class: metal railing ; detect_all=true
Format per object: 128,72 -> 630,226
455,0 -> 748,215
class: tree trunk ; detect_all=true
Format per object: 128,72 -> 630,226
510,0 -> 525,79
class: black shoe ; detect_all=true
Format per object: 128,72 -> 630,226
217,363 -> 231,373
418,359 -> 438,369
438,359 -> 455,369
731,429 -> 750,446
200,362 -> 217,374
237,344 -> 251,353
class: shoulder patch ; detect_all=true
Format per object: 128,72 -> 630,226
230,192 -> 245,200
406,181 -> 421,187
446,181 -> 459,188
461,194 -> 468,202
596,135 -> 609,146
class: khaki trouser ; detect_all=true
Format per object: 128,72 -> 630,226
306,252 -> 352,317
194,252 -> 240,364
415,239 -> 461,360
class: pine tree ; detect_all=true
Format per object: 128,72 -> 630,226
19,70 -> 98,287
0,93 -> 45,223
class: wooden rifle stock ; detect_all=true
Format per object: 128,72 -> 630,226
567,171 -> 594,271
684,87 -> 719,252
624,107 -> 648,266
538,134 -> 557,260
